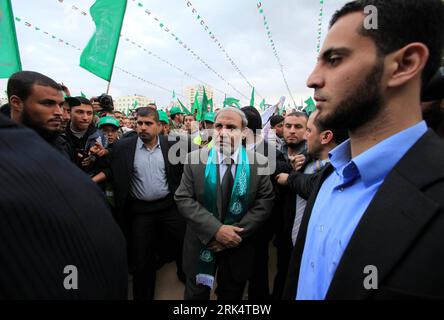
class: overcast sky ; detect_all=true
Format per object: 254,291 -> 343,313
0,0 -> 350,109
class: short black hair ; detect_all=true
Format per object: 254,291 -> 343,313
270,115 -> 285,127
330,0 -> 444,86
241,106 -> 262,132
7,71 -> 62,101
136,107 -> 159,122
314,117 -> 349,146
76,96 -> 92,106
285,111 -> 308,120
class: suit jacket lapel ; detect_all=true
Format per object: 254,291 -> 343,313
125,136 -> 138,175
159,136 -> 170,177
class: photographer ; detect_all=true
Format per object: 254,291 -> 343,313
65,96 -> 105,176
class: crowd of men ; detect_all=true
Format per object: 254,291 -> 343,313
1,0 -> 444,300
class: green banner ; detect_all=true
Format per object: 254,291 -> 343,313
178,98 -> 191,115
0,0 -> 22,78
80,0 -> 127,81
250,87 -> 255,107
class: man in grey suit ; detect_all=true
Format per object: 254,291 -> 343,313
175,107 -> 274,300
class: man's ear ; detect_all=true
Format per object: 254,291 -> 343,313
9,95 -> 24,120
321,130 -> 334,145
386,43 -> 429,88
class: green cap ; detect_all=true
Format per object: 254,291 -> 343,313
157,110 -> 169,124
170,106 -> 184,116
203,112 -> 215,123
98,116 -> 120,128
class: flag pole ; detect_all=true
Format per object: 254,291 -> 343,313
106,80 -> 111,95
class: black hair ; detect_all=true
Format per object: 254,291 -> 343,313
136,107 -> 159,122
330,0 -> 444,86
241,106 -> 262,132
286,111 -> 308,120
314,117 -> 349,145
270,115 -> 285,127
7,71 -> 62,101
76,96 -> 92,106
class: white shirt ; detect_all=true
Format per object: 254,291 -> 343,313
217,147 -> 239,185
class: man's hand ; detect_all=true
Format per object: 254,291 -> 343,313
215,225 -> 244,248
275,173 -> 289,186
208,240 -> 226,253
89,143 -> 108,157
81,155 -> 92,167
289,154 -> 306,171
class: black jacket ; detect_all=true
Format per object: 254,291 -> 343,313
0,115 -> 127,299
283,130 -> 444,300
107,135 -> 185,233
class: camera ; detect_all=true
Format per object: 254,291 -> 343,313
96,94 -> 114,112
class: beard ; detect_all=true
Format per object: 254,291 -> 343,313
317,58 -> 385,132
21,108 -> 61,142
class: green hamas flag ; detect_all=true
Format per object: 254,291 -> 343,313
80,0 -> 127,81
177,98 -> 191,115
0,0 -> 22,78
80,91 -> 87,98
259,99 -> 265,110
197,87 -> 209,121
192,91 -> 200,114
208,98 -> 213,113
250,87 -> 255,107
223,97 -> 240,109
304,97 -> 316,116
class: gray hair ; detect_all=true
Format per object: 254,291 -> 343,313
214,107 -> 248,128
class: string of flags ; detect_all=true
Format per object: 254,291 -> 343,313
53,0 -> 227,96
184,0 -> 263,99
114,66 -> 185,97
317,0 -> 325,53
130,0 -> 248,100
14,17 -> 82,51
14,15 -> 183,98
256,2 -> 297,108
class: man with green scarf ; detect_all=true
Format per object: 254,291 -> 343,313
175,107 -> 274,300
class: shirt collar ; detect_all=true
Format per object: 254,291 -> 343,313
137,136 -> 160,151
329,121 -> 428,187
218,146 -> 241,165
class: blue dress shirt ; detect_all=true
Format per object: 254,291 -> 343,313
296,121 -> 428,300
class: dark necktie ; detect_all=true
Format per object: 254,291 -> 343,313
220,162 -> 234,222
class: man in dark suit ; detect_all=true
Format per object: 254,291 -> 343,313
0,114 -> 127,299
99,107 -> 186,300
283,0 -> 444,300
175,107 -> 274,300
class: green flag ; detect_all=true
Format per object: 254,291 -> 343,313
223,97 -> 241,109
80,0 -> 127,81
133,100 -> 138,108
304,97 -> 316,116
197,87 -> 209,121
208,98 -> 213,113
172,90 -> 176,99
177,98 -> 191,115
250,87 -> 255,107
80,91 -> 87,98
0,0 -> 22,78
259,99 -> 265,110
192,91 -> 200,114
